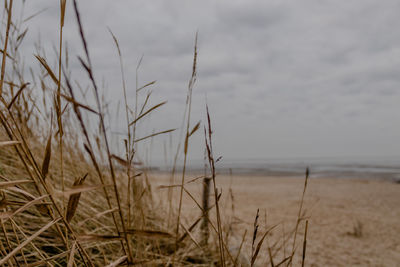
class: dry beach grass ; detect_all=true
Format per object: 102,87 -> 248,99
0,0 -> 399,266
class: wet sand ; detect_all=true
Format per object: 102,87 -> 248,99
149,173 -> 400,266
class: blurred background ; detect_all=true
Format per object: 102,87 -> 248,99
15,0 -> 400,177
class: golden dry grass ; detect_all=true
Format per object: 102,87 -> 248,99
0,1 -> 232,265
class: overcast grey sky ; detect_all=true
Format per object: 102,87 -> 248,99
13,0 -> 400,163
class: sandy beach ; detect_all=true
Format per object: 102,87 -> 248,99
150,173 -> 400,266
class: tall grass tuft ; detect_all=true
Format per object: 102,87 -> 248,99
0,2 -> 312,266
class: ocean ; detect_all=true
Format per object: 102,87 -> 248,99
151,157 -> 400,181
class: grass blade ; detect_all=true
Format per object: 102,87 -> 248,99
0,217 -> 61,265
134,128 -> 176,143
66,173 -> 88,222
7,82 -> 29,109
301,220 -> 309,267
189,121 -> 201,137
105,256 -> 128,267
290,168 -> 310,264
129,101 -> 167,126
0,0 -> 13,96
41,128 -> 52,180
67,241 -> 77,267
60,0 -> 66,27
1,194 -> 49,221
136,80 -> 156,93
0,179 -> 32,189
0,140 -> 20,147
251,225 -> 278,266
35,55 -> 59,85
125,229 -> 173,239
63,184 -> 104,198
77,234 -> 122,243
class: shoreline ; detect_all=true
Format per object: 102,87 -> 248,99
148,168 -> 400,182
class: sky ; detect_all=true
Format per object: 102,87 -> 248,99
10,0 -> 400,164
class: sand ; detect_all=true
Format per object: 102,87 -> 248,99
149,173 -> 400,266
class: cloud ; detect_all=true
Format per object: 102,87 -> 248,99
13,0 -> 400,161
